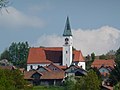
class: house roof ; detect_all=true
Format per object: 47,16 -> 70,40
27,47 -> 84,64
57,65 -> 67,70
0,66 -> 16,70
37,66 -> 52,72
24,63 -> 65,80
65,65 -> 87,75
46,63 -> 64,71
73,50 -> 85,62
24,70 -> 65,80
91,59 -> 115,69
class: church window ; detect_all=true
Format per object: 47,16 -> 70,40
65,38 -> 69,41
30,65 -> 33,69
66,51 -> 68,54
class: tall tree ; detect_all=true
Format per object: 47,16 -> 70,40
0,0 -> 9,10
109,47 -> 120,86
110,63 -> 120,85
115,47 -> 120,63
0,48 -> 10,60
91,52 -> 95,61
0,42 -> 29,68
99,54 -> 106,59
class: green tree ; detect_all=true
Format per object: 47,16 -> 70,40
0,42 -> 29,68
64,76 -> 75,90
0,0 -> 9,11
110,62 -> 120,85
0,48 -> 10,60
114,82 -> 120,90
0,69 -> 31,90
91,52 -> 95,61
115,47 -> 120,63
109,47 -> 120,87
74,70 -> 101,90
99,54 -> 106,59
86,53 -> 95,70
106,50 -> 115,59
0,69 -> 16,90
9,42 -> 29,68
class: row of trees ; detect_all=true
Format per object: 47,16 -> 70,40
0,42 -> 29,68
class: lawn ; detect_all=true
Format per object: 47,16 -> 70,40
33,86 -> 64,90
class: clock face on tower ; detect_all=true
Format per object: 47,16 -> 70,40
65,38 -> 69,45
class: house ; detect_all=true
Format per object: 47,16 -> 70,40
0,59 -> 13,66
0,59 -> 16,70
65,65 -> 87,77
24,63 -> 65,85
91,59 -> 115,76
27,17 -> 85,71
24,63 -> 87,86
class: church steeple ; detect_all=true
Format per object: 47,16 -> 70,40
63,17 -> 72,36
62,17 -> 73,67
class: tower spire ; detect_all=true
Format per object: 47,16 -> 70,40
62,17 -> 73,67
63,16 -> 72,36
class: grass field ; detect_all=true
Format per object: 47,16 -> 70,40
33,86 -> 64,90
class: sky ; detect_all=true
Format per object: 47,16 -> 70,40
0,0 -> 120,55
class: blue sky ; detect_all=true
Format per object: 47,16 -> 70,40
0,0 -> 120,55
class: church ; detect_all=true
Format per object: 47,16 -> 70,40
27,17 -> 85,71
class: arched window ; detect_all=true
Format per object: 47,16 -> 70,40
30,65 -> 33,69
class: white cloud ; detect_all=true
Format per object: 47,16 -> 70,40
0,7 -> 44,29
73,26 -> 120,55
34,34 -> 63,47
35,26 -> 120,56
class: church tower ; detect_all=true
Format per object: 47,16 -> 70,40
62,17 -> 73,67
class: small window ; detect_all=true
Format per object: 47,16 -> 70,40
30,65 -> 33,69
66,51 -> 68,54
38,65 -> 40,68
102,70 -> 105,73
65,38 -> 69,41
53,68 -> 57,71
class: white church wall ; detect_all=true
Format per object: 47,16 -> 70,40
27,64 -> 49,71
78,62 -> 86,70
63,45 -> 73,67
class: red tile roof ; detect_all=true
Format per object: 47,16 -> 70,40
91,59 -> 115,69
27,47 -> 84,64
46,63 -> 64,71
27,48 -> 52,64
24,70 -> 65,80
57,65 -> 67,70
73,50 -> 84,62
